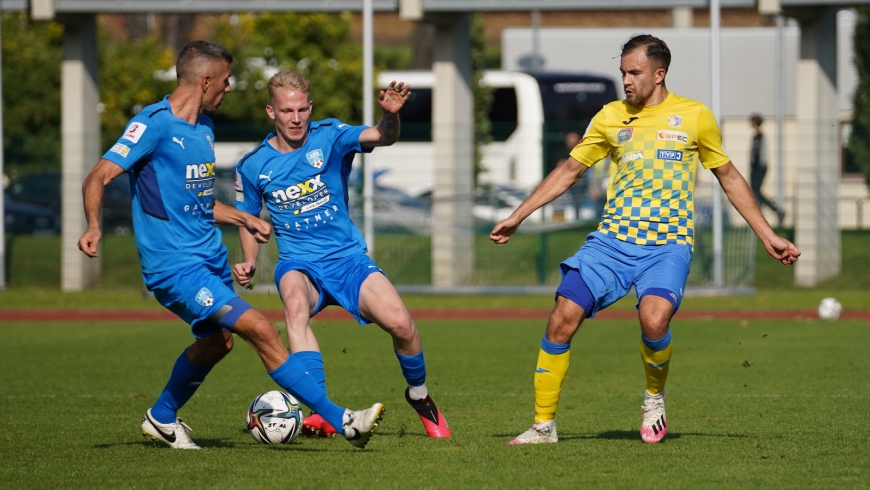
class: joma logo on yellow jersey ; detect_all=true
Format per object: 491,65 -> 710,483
185,162 -> 215,180
271,175 -> 325,202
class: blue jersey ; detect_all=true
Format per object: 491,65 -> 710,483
235,119 -> 368,261
102,96 -> 224,274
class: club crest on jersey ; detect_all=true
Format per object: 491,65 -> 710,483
617,128 -> 633,145
306,149 -> 325,169
667,115 -> 682,128
195,287 -> 214,307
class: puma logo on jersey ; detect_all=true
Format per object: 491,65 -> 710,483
172,137 -> 185,149
259,171 -> 273,182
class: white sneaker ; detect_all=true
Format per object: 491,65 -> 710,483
342,403 -> 385,449
141,409 -> 201,450
640,392 -> 668,444
507,420 -> 558,445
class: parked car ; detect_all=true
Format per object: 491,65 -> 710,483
7,170 -> 133,234
4,193 -> 60,235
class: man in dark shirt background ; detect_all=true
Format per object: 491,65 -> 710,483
749,114 -> 785,227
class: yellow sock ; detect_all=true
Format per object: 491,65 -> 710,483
534,338 -> 571,423
640,335 -> 672,396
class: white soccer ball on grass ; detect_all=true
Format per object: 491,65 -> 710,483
246,390 -> 303,444
817,297 -> 842,321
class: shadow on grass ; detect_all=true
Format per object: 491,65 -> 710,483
492,430 -> 749,442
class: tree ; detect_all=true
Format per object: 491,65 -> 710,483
208,12 -> 363,132
850,7 -> 870,188
1,13 -> 63,177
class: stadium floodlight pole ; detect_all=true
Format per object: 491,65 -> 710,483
776,14 -> 785,213
711,0 -> 724,288
363,0 -> 375,257
0,7 -> 6,291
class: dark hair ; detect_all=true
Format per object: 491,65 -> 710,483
176,41 -> 233,84
750,113 -> 763,127
621,34 -> 671,72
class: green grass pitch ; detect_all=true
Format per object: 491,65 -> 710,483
1,316 -> 869,488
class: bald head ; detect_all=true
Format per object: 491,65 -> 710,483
176,41 -> 233,85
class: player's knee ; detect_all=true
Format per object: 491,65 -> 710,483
283,293 -> 311,321
190,332 -> 234,365
382,310 -> 416,340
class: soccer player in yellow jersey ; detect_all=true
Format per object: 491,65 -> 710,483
490,34 -> 800,445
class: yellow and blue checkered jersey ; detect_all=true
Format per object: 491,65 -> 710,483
569,92 -> 730,246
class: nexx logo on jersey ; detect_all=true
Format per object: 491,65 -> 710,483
656,130 -> 688,143
271,175 -> 330,215
195,287 -> 214,307
306,149 -> 325,169
656,149 -> 683,161
186,162 -> 216,190
271,175 -> 325,201
617,128 -> 633,144
123,123 -> 147,144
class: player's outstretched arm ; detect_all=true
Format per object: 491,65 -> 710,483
78,159 -> 125,258
360,81 -> 410,150
711,162 -> 800,265
213,201 -> 271,244
490,156 -> 589,244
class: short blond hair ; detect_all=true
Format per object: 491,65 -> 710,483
268,70 -> 311,101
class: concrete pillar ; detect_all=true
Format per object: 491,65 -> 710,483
793,7 -> 840,286
671,6 -> 693,28
431,13 -> 474,287
61,15 -> 101,291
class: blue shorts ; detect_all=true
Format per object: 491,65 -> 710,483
557,231 -> 692,318
274,253 -> 383,325
143,249 -> 253,338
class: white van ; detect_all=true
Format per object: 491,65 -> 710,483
370,70 -> 618,196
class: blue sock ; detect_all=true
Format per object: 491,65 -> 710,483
294,351 -> 327,395
395,349 -> 426,387
151,350 -> 212,424
268,354 -> 346,435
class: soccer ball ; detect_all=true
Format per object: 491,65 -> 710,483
246,391 -> 303,444
817,297 -> 842,321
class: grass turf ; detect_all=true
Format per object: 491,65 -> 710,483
1,317 -> 868,488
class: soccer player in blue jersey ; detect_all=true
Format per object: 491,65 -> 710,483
232,70 -> 450,438
77,42 -> 384,450
490,35 -> 801,445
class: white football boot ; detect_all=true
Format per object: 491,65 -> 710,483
141,409 -> 201,450
507,420 -> 558,445
640,391 -> 668,444
342,403 -> 385,449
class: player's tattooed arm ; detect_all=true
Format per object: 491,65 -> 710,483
360,80 -> 410,150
